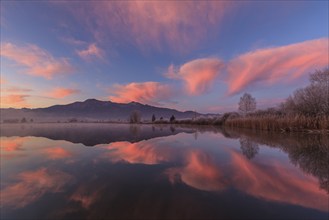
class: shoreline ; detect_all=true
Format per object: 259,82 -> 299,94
1,120 -> 328,134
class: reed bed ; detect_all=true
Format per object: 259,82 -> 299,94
151,112 -> 329,132
224,114 -> 329,132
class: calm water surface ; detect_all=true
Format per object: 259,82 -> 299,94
1,124 -> 328,219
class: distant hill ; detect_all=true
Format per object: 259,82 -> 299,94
0,99 -> 212,123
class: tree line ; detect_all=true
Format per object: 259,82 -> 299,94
130,68 -> 328,131
226,68 -> 329,131
237,68 -> 329,116
129,110 -> 176,124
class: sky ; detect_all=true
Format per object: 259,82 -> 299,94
0,1 -> 328,113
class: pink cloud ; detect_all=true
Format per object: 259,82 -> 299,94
0,76 -> 6,84
61,36 -> 87,46
1,137 -> 25,152
70,186 -> 100,209
97,136 -> 328,211
76,43 -> 104,60
109,82 -> 174,105
227,38 -> 329,95
47,87 -> 80,98
230,151 -> 328,212
166,150 -> 224,191
1,42 -> 74,79
166,149 -> 328,211
61,2 -> 234,53
1,94 -> 30,108
102,140 -> 174,165
0,168 -> 72,208
164,38 -> 328,97
166,58 -> 224,95
43,147 -> 73,160
4,86 -> 33,93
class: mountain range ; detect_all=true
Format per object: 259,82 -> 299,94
1,99 -> 215,123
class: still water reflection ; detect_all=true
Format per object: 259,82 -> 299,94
1,124 -> 328,219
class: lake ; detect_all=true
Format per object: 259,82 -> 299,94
1,123 -> 328,220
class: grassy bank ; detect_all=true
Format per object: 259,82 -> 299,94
151,113 -> 329,132
224,114 -> 329,132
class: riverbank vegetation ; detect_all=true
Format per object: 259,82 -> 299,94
151,68 -> 329,132
224,68 -> 328,131
223,112 -> 328,132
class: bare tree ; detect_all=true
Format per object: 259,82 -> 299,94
239,137 -> 259,160
282,68 -> 329,116
310,68 -> 329,85
310,68 -> 329,115
170,115 -> 176,123
152,114 -> 156,122
129,110 -> 141,123
238,93 -> 256,115
21,117 -> 27,123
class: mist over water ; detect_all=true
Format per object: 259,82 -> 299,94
1,124 -> 328,220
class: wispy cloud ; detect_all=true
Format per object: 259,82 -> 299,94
0,168 -> 72,208
70,186 -> 100,209
169,145 -> 328,211
43,147 -> 73,160
1,42 -> 75,79
61,36 -> 87,46
165,58 -> 224,95
226,38 -> 329,95
47,87 -> 80,98
1,94 -> 30,108
166,150 -> 224,191
61,1 -> 234,53
109,82 -> 174,105
0,76 -> 6,84
76,43 -> 104,61
165,38 -> 328,97
103,141 -> 173,165
230,151 -> 328,212
4,86 -> 33,93
98,136 -> 328,211
1,137 -> 25,152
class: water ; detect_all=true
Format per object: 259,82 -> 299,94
1,124 -> 328,220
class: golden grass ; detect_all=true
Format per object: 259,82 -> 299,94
224,115 -> 329,132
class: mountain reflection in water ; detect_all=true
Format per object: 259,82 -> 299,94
1,124 -> 328,220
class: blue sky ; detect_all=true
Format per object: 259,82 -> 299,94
1,1 -> 328,113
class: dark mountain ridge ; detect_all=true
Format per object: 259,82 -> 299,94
1,99 -> 207,123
